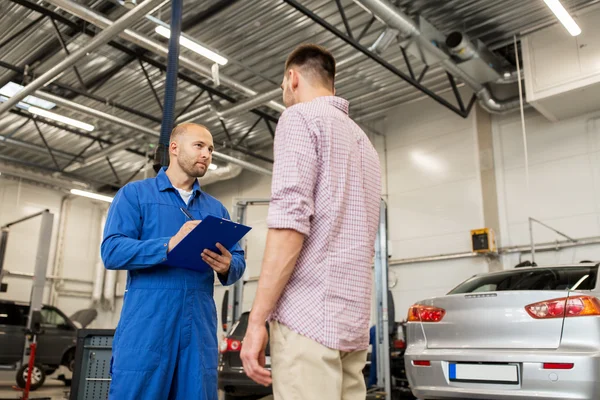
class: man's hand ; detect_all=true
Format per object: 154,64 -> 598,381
202,243 -> 232,275
241,322 -> 272,386
168,221 -> 201,252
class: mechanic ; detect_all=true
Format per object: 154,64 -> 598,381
101,123 -> 246,400
241,44 -> 382,400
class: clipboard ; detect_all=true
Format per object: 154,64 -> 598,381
166,215 -> 252,272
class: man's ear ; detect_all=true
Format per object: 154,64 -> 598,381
290,69 -> 300,90
169,141 -> 178,156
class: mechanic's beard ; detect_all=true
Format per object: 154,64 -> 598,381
178,154 -> 207,178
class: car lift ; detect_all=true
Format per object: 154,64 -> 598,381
0,210 -> 54,400
225,198 -> 393,400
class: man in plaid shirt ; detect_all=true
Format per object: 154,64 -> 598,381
241,44 -> 382,399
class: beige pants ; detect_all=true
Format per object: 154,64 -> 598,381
269,321 -> 367,400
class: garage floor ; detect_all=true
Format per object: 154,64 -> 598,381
0,373 -> 273,400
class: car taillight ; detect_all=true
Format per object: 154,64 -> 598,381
393,340 -> 406,349
407,305 -> 446,322
525,296 -> 600,319
219,338 -> 242,353
543,363 -> 574,370
412,360 -> 431,367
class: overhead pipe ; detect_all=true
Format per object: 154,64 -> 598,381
0,133 -> 80,161
355,0 -> 521,114
0,0 -> 166,117
0,160 -> 89,190
34,92 -> 273,176
36,91 -> 157,137
63,137 -> 139,173
44,0 -> 286,115
180,88 -> 282,123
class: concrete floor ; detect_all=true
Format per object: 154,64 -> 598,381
0,372 -> 273,400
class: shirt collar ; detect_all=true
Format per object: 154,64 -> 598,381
157,167 -> 201,196
313,96 -> 349,115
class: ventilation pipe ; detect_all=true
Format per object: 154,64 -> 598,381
356,0 -> 522,113
92,209 -> 107,304
198,163 -> 243,187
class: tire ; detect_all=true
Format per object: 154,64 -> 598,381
62,348 -> 76,372
16,363 -> 46,391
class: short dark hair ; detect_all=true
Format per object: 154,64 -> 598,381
285,44 -> 336,89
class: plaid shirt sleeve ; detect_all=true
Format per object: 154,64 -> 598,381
266,109 -> 318,236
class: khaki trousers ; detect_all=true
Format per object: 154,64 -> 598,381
269,321 -> 367,400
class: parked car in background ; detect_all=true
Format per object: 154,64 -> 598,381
219,311 -> 413,400
0,300 -> 97,391
218,311 -> 272,400
405,262 -> 600,399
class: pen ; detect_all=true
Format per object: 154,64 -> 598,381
179,207 -> 194,220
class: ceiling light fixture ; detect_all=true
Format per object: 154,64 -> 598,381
0,82 -> 56,110
29,107 -> 95,132
544,0 -> 582,36
154,26 -> 228,66
70,189 -> 113,203
209,163 -> 218,171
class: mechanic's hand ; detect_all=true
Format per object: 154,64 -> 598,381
241,322 -> 272,386
168,221 -> 200,252
202,243 -> 232,275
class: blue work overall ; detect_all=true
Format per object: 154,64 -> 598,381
101,167 -> 245,400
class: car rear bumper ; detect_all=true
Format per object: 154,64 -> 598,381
405,348 -> 600,399
218,367 -> 272,397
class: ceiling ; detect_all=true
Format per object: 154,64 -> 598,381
0,0 -> 597,192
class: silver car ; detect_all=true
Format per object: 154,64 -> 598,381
405,262 -> 600,399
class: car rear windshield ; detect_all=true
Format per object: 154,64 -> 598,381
230,313 -> 249,337
449,266 -> 598,294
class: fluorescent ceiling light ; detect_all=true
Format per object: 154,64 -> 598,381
0,82 -> 56,110
544,0 -> 581,36
29,107 -> 95,132
71,189 -> 113,203
154,26 -> 228,66
209,163 -> 218,171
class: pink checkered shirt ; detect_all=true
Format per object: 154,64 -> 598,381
267,96 -> 382,351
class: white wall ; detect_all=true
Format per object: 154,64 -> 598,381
493,107 -> 600,267
381,96 -> 489,318
0,178 -> 119,327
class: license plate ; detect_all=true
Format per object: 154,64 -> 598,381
449,363 -> 519,384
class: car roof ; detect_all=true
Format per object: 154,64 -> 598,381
0,299 -> 52,307
473,262 -> 600,278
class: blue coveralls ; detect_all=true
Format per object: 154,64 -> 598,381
101,167 -> 245,400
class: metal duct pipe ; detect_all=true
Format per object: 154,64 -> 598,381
44,0 -> 285,114
35,92 -> 273,176
36,91 -> 157,137
0,160 -> 89,190
445,32 -> 477,61
63,137 -> 139,173
198,163 -> 243,187
217,88 -> 282,119
357,0 -> 521,114
0,134 -> 80,161
0,0 -> 165,117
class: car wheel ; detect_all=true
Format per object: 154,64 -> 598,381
16,363 -> 46,391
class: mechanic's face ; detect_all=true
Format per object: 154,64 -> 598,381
174,126 -> 213,178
